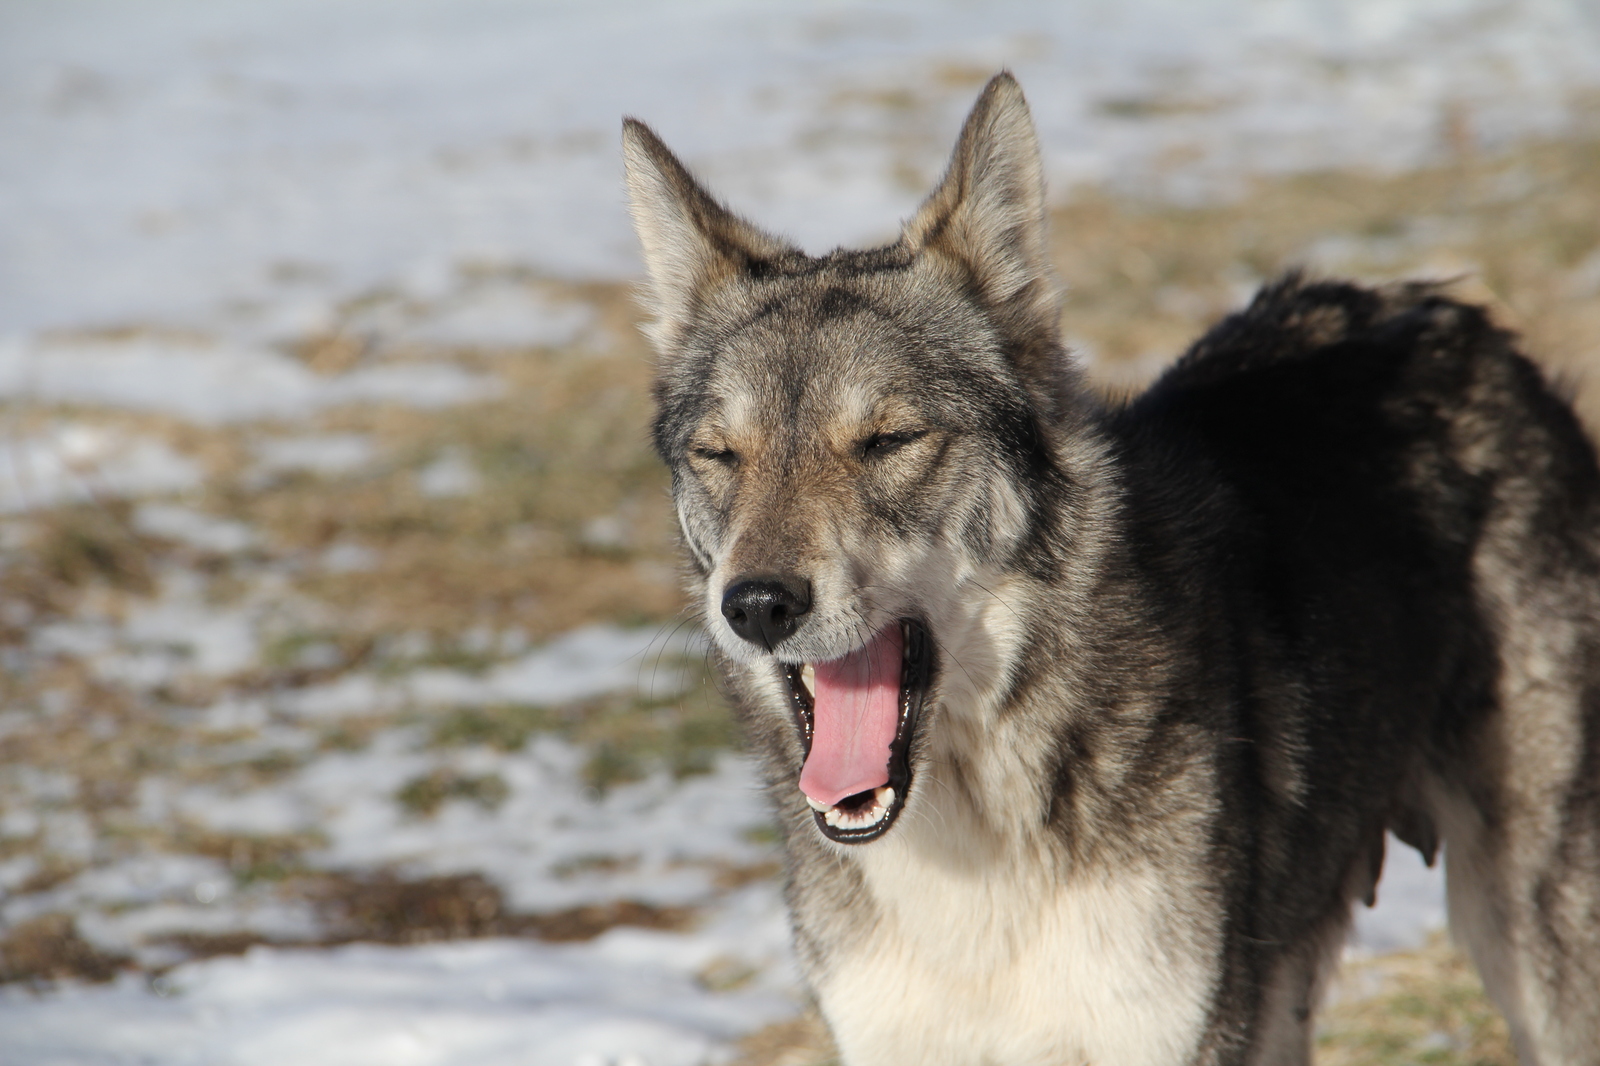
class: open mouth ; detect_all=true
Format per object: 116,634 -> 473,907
781,620 -> 932,844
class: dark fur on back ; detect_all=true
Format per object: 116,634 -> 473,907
1092,275 -> 1600,1056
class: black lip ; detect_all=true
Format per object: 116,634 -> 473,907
782,619 -> 933,844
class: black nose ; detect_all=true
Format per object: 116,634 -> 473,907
721,576 -> 812,650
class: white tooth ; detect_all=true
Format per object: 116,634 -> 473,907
811,787 -> 900,832
801,663 -> 815,694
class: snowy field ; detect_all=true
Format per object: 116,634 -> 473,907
4,1 -> 1600,1063
8,0 -> 1600,337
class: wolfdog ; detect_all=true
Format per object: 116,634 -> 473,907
622,74 -> 1600,1065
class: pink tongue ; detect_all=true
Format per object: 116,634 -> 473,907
798,625 -> 903,807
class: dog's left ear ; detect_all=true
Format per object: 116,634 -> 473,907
623,118 -> 798,351
905,74 -> 1063,394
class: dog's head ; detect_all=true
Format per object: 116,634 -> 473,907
624,74 -> 1096,844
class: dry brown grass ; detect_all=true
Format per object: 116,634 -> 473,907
0,914 -> 132,986
303,871 -> 696,945
1052,122 -> 1600,418
731,1011 -> 837,1066
0,868 -> 704,983
233,280 -> 684,645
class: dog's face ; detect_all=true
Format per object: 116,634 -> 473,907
625,75 -> 1084,844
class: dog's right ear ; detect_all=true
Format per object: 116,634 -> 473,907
622,119 -> 796,350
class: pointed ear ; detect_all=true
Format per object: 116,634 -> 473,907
622,118 -> 797,349
903,73 -> 1060,357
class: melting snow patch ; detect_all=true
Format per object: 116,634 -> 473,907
280,625 -> 703,719
415,448 -> 482,498
5,0 -> 1600,337
424,624 -> 703,708
253,433 -> 377,477
398,283 -> 596,351
134,503 -> 259,554
175,731 -> 774,914
318,541 -> 381,573
1,600 -> 1452,1063
0,930 -> 797,1066
106,594 -> 261,683
38,571 -> 291,688
0,337 -> 498,423
0,422 -> 202,512
331,363 -> 501,412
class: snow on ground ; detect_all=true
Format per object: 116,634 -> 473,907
0,928 -> 793,1062
4,0 -> 1600,340
168,736 -> 772,914
250,434 -> 376,479
0,423 -> 203,513
5,613 -> 800,1064
0,734 -> 801,1066
0,334 -> 500,425
0,920 -> 796,1066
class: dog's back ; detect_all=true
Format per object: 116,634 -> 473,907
1118,276 -> 1600,1062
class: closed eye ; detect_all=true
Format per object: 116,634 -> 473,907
861,430 -> 926,458
692,445 -> 739,466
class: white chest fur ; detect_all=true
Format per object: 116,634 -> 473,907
813,832 -> 1217,1066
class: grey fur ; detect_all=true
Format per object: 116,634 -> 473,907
624,73 -> 1600,1065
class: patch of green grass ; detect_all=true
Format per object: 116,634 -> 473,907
574,678 -> 742,793
235,748 -> 304,783
422,663 -> 739,793
414,646 -> 499,674
549,853 -> 640,879
319,721 -> 384,752
582,741 -> 645,794
1316,937 -> 1514,1066
395,769 -> 510,816
429,704 -> 558,751
258,629 -> 369,674
182,830 -> 325,886
742,824 -> 782,848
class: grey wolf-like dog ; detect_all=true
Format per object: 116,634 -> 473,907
622,74 -> 1600,1065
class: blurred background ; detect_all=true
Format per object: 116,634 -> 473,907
2,1 -> 1599,1063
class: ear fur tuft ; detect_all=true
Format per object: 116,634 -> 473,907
903,73 -> 1062,389
622,118 -> 796,349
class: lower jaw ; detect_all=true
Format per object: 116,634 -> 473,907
807,783 -> 897,835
